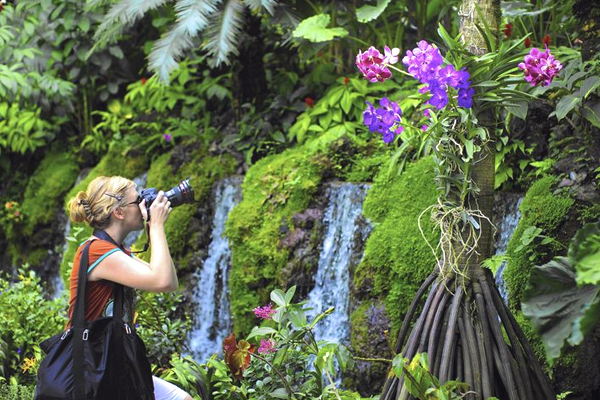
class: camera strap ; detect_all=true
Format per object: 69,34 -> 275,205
93,228 -> 150,254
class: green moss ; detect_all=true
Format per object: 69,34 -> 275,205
21,151 -> 79,236
60,143 -> 148,285
354,157 -> 439,335
514,310 -> 546,364
64,144 -> 147,208
578,203 -> 600,224
504,176 -> 574,310
226,146 -> 324,334
350,302 -> 372,352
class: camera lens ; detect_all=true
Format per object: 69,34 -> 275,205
164,178 -> 195,207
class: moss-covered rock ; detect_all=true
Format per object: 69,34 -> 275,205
21,151 -> 79,236
226,146 -> 323,334
504,176 -> 574,310
354,156 -> 439,335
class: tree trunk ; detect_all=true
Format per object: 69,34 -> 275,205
379,1 -> 555,399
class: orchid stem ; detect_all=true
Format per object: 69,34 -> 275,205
251,352 -> 293,399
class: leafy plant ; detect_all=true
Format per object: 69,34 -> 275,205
522,221 -> 600,364
0,268 -> 67,385
136,291 -> 192,367
210,286 -> 356,400
391,353 -> 475,400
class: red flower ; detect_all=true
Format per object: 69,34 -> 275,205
5,202 -> 12,209
503,23 -> 513,38
304,96 -> 314,108
343,77 -> 350,85
524,37 -> 532,48
14,211 -> 20,217
141,77 -> 147,85
542,34 -> 551,47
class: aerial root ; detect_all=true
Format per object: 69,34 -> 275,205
380,268 -> 554,400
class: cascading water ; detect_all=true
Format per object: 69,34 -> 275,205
306,183 -> 371,344
493,193 -> 524,305
189,177 -> 242,362
50,169 -> 92,297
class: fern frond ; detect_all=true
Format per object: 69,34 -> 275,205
244,0 -> 277,16
148,0 -> 221,82
94,0 -> 170,46
204,0 -> 245,67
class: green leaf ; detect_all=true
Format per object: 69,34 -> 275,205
246,327 -> 277,340
522,256 -> 600,363
583,104 -> 600,129
288,308 -> 307,328
340,91 -> 352,115
578,76 -> 600,99
270,289 -> 286,307
506,101 -> 528,120
284,285 -> 296,304
570,222 -> 600,286
292,14 -> 348,43
78,17 -> 91,32
356,0 -> 391,23
269,388 -> 289,399
552,95 -> 581,121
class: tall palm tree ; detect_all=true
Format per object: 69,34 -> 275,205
379,1 -> 554,399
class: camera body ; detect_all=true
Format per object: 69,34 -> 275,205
140,178 -> 195,220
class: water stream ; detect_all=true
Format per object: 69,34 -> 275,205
493,193 -> 524,305
189,177 -> 242,362
306,182 -> 371,345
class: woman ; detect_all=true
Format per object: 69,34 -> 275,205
68,175 -> 193,400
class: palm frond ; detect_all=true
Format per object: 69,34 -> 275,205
174,0 -> 221,36
244,0 -> 277,16
148,0 -> 221,82
204,0 -> 245,67
93,0 -> 170,47
148,27 -> 194,83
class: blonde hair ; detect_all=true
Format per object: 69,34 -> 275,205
68,176 -> 136,229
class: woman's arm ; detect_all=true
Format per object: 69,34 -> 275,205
88,191 -> 179,292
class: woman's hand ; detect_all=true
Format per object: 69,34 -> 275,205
147,191 -> 172,226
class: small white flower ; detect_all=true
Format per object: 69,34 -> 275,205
0,1 -> 6,5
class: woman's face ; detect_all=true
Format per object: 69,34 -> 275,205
121,186 -> 144,231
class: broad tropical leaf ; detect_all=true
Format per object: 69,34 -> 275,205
204,0 -> 245,67
292,14 -> 348,43
356,0 -> 391,23
522,256 -> 600,363
570,222 -> 600,286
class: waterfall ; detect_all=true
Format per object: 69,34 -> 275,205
306,183 -> 371,344
50,169 -> 92,298
493,193 -> 524,305
189,177 -> 242,362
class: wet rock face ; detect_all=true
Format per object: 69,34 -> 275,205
279,207 -> 325,299
347,303 -> 393,395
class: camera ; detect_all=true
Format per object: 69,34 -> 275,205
139,178 -> 195,220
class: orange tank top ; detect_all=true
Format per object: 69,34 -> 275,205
66,239 -> 131,328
